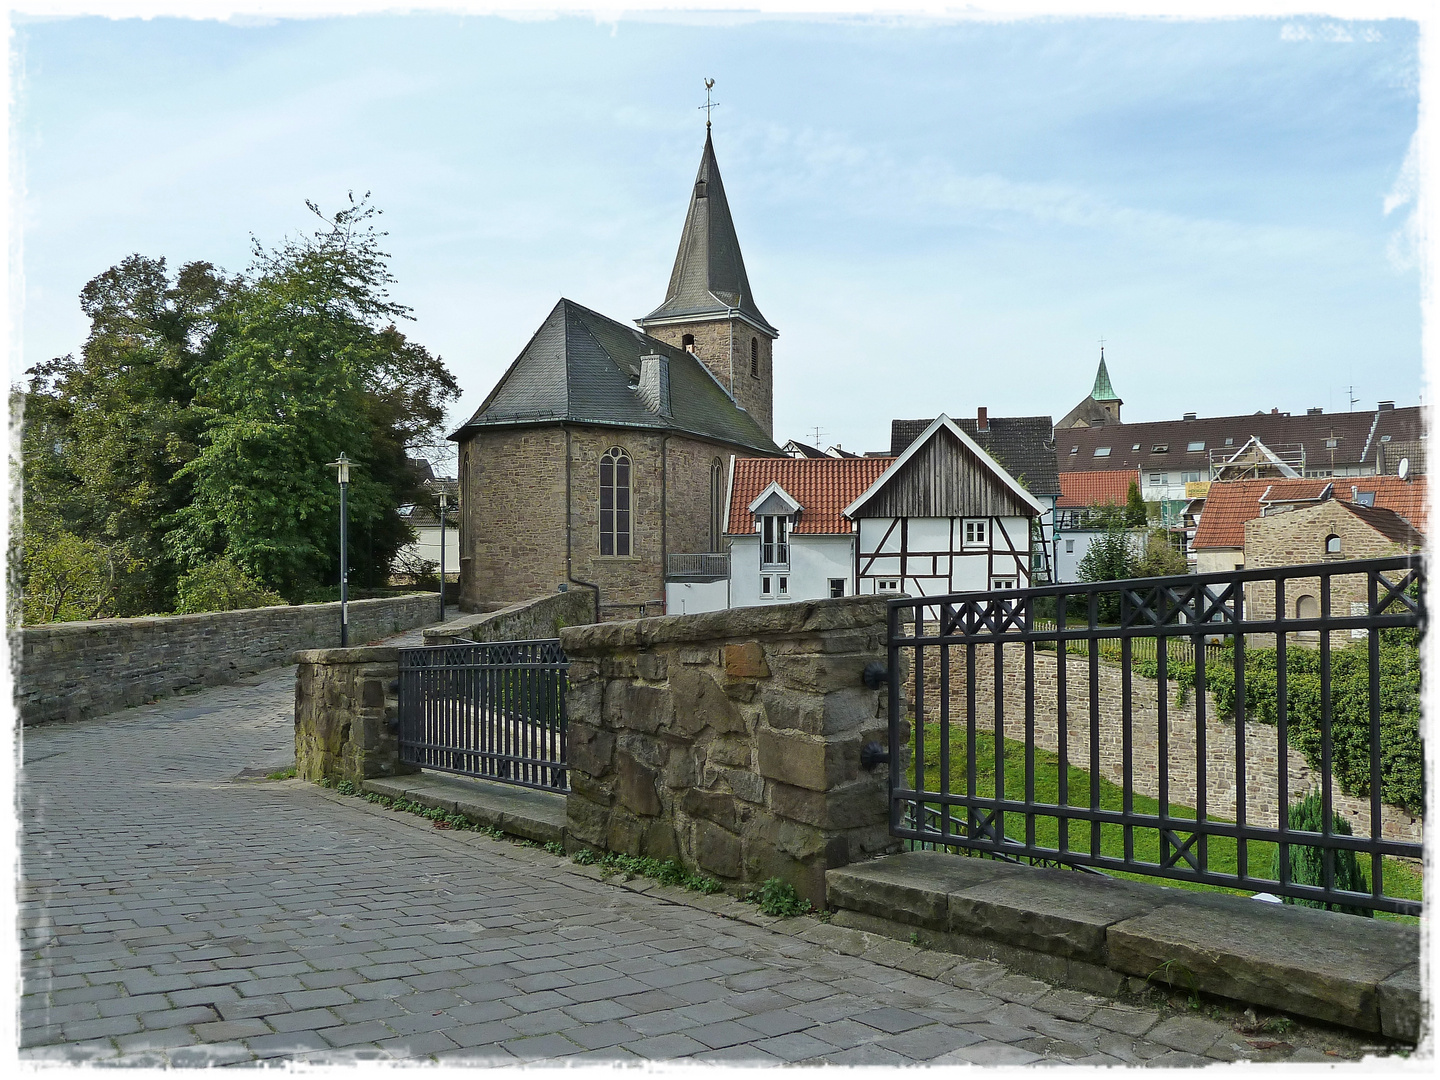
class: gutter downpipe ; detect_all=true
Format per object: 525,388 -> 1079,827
565,426 -> 601,623
660,433 -> 669,617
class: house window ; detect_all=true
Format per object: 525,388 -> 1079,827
1148,473 -> 1164,485
761,515 -> 789,568
682,333 -> 696,353
760,576 -> 772,596
1132,444 -> 1141,451
750,338 -> 759,378
1094,447 -> 1111,458
1151,444 -> 1169,453
709,458 -> 725,548
829,578 -> 846,598
599,446 -> 632,556
877,579 -> 900,593
1225,437 -> 1234,446
1187,440 -> 1205,452
963,519 -> 988,547
778,576 -> 789,597
1325,438 -> 1339,449
1181,471 -> 1201,484
991,577 -> 1016,591
1065,539 -> 1075,553
1325,534 -> 1342,555
1069,446 -> 1079,455
1353,491 -> 1375,507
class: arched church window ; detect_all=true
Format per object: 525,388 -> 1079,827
750,338 -> 759,378
599,446 -> 632,557
682,334 -> 695,353
1325,534 -> 1342,555
710,458 -> 725,550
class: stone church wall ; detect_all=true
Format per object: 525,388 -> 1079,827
646,320 -> 773,438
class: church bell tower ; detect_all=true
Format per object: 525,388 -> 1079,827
636,126 -> 777,438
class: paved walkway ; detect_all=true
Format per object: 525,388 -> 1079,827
18,639 -> 1389,1065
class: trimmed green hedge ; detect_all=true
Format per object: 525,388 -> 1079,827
1136,630 -> 1422,815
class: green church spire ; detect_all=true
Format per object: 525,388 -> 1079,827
1091,349 -> 1119,402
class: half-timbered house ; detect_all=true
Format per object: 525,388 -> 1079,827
846,415 -> 1046,598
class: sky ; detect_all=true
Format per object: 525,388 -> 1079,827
6,4 -> 1427,463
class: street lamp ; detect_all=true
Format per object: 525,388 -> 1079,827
437,489 -> 449,622
328,453 -> 351,647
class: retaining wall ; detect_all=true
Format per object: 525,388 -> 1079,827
914,643 -> 1423,845
15,593 -> 435,726
422,589 -> 595,646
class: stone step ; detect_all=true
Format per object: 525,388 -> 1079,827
362,773 -> 567,846
826,850 -> 1420,1041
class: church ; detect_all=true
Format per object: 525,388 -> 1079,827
450,128 -> 782,620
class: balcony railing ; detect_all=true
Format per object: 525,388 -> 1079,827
666,552 -> 729,581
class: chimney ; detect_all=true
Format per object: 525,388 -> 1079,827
977,407 -> 989,432
1271,408 -> 1280,415
637,354 -> 671,418
1378,400 -> 1395,411
1183,412 -> 1197,421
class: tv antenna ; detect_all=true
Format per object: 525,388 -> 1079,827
1348,385 -> 1360,411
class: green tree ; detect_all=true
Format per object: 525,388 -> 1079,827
1134,529 -> 1188,578
1074,522 -> 1135,623
166,195 -> 459,599
1124,479 -> 1147,526
176,557 -> 287,614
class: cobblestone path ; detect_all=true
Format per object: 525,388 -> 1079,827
19,647 -> 1378,1065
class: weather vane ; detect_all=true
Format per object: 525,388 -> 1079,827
699,78 -> 718,128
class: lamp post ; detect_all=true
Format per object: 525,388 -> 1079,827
437,489 -> 448,622
329,453 -> 351,647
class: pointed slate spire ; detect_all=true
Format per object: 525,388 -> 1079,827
1091,349 -> 1120,402
639,130 -> 776,336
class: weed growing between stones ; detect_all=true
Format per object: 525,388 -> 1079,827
744,877 -> 813,917
266,766 -> 297,780
567,849 -> 725,895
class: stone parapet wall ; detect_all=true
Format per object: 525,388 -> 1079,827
15,593 -> 435,727
422,589 -> 596,646
293,647 -> 415,784
561,596 -> 905,904
912,641 -> 1421,844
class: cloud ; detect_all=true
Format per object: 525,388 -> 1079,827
1383,131 -> 1419,272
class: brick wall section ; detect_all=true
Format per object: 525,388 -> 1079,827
459,423 -> 747,621
645,319 -> 774,438
561,596 -> 906,904
422,589 -> 596,645
15,593 -> 436,727
293,647 -> 415,785
912,642 -> 1421,845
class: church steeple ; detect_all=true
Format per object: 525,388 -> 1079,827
637,121 -> 777,438
1092,348 -> 1120,403
639,130 -> 776,336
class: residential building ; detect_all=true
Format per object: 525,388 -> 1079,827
1053,469 -> 1140,582
449,130 -> 781,619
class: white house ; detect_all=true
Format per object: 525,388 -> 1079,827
717,415 -> 1045,611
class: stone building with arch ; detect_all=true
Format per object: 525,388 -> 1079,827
450,133 -> 781,619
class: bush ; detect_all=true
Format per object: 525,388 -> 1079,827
20,529 -> 121,624
747,877 -> 813,917
177,557 -> 286,613
1269,791 -> 1372,917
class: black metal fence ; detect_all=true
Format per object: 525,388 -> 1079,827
886,556 -> 1424,915
397,640 -> 568,791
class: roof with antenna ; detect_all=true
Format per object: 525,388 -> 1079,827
637,129 -> 777,336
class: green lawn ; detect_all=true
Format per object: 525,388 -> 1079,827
907,721 -> 1422,923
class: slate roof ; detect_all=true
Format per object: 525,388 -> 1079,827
1192,475 -> 1428,549
1091,354 -> 1120,402
1338,502 -> 1426,546
726,456 -> 893,535
637,131 -> 776,336
451,298 -> 780,455
890,415 -> 1060,496
1057,405 -> 1424,475
1058,470 -> 1138,509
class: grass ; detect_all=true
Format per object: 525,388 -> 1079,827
908,721 -> 1422,923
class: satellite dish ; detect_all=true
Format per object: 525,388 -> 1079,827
1398,457 -> 1411,481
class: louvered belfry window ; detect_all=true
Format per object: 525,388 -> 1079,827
600,446 -> 632,556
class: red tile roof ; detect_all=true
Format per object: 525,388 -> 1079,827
1193,475 -> 1427,549
727,456 -> 893,535
1057,470 -> 1138,509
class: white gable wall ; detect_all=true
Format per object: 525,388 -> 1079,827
729,533 -> 856,607
856,516 -> 1031,597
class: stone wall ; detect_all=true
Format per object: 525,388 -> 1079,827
422,589 -> 597,646
912,642 -> 1422,844
561,596 -> 903,904
15,593 -> 436,727
293,647 -> 415,784
458,422 -> 758,621
645,320 -> 774,438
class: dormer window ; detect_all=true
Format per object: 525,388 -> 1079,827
1094,447 -> 1111,457
1069,446 -> 1079,455
1187,440 -> 1205,452
1151,444 -> 1169,453
695,179 -> 707,199
682,333 -> 696,353
760,515 -> 790,569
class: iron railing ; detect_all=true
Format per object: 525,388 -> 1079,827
887,556 -> 1424,915
397,639 -> 568,791
666,552 -> 730,581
